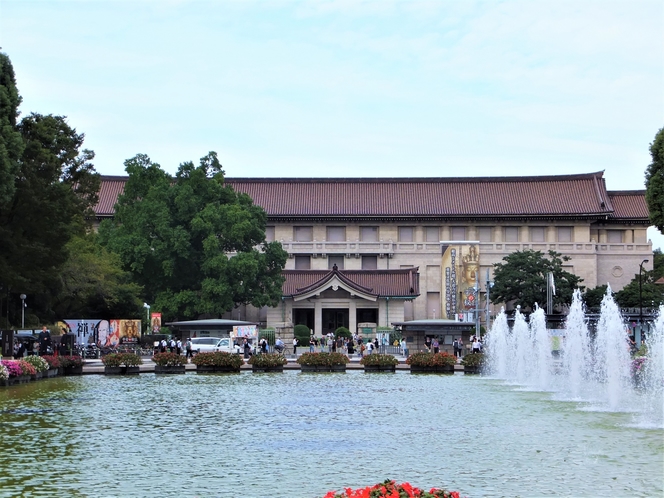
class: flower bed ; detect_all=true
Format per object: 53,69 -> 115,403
407,352 -> 457,372
461,352 -> 485,373
0,364 -> 7,382
1,360 -> 23,377
192,352 -> 243,372
102,353 -> 143,368
360,354 -> 399,367
248,353 -> 288,371
22,355 -> 49,373
324,480 -> 462,498
59,355 -> 84,368
152,352 -> 187,367
42,355 -> 61,369
296,352 -> 349,367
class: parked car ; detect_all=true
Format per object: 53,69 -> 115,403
190,337 -> 241,354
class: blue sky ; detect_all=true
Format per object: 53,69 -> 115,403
1,0 -> 663,245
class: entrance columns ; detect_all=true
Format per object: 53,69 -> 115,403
349,299 -> 357,335
314,300 -> 322,336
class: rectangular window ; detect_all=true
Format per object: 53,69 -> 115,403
530,227 -> 545,242
478,227 -> 493,242
607,230 -> 623,243
504,227 -> 519,242
427,292 -> 441,319
294,255 -> 311,269
425,227 -> 439,242
398,226 -> 414,242
326,226 -> 346,242
450,226 -> 466,240
265,226 -> 275,242
328,255 -> 344,270
360,226 -> 378,242
361,255 -> 378,269
294,226 -> 313,242
557,227 -> 572,242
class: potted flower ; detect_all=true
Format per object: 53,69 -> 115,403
22,355 -> 49,380
296,352 -> 349,372
461,352 -> 485,374
42,355 -> 61,377
324,479 -> 463,498
1,360 -> 30,385
407,352 -> 457,373
248,352 -> 288,372
631,356 -> 648,388
102,352 -> 142,375
153,352 -> 187,374
360,353 -> 399,372
0,363 -> 8,386
192,352 -> 243,373
59,355 -> 84,375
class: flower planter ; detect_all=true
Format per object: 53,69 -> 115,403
410,365 -> 454,374
104,366 -> 140,375
300,365 -> 346,372
31,371 -> 44,381
463,366 -> 480,374
251,365 -> 284,373
196,365 -> 240,374
46,368 -> 59,378
155,365 -> 186,374
64,366 -> 83,376
363,365 -> 396,372
4,375 -> 31,385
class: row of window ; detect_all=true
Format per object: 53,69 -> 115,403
271,226 -> 597,243
294,255 -> 377,270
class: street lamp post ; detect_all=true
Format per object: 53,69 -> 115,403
639,259 -> 649,342
143,303 -> 151,325
20,294 -> 26,328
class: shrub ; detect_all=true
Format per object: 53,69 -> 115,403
293,324 -> 311,345
360,354 -> 399,367
191,352 -> 243,369
461,353 -> 485,368
335,327 -> 351,339
102,353 -> 143,368
406,352 -> 456,368
152,352 -> 187,367
296,352 -> 349,367
324,479 -> 462,498
42,355 -> 60,369
22,355 -> 49,372
248,353 -> 288,368
59,356 -> 84,368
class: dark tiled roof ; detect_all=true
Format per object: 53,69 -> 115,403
93,172 -> 648,221
607,191 -> 649,220
282,268 -> 420,298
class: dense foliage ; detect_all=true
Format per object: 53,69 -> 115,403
102,353 -> 143,368
645,127 -> 664,233
406,352 -> 457,368
247,353 -> 288,368
152,352 -> 187,367
491,250 -> 583,311
191,351 -> 243,369
98,153 -> 287,321
296,352 -> 350,366
324,479 -> 462,498
460,352 -> 485,368
360,354 -> 399,367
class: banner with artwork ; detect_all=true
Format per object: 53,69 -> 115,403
119,319 -> 141,344
61,319 -> 142,346
233,325 -> 257,338
440,243 -> 480,320
61,319 -> 98,345
151,312 -> 162,333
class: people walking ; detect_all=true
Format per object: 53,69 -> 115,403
453,338 -> 459,358
292,337 -> 298,355
400,338 -> 408,357
176,339 -> 182,356
457,338 -> 464,358
432,338 -> 440,354
185,338 -> 193,360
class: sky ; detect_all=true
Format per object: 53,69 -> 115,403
1,0 -> 663,246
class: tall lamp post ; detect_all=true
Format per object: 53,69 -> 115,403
20,294 -> 26,328
639,259 -> 649,339
143,302 -> 151,325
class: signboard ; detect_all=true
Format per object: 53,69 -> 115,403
441,243 -> 480,319
151,312 -> 162,333
233,325 -> 257,338
62,320 -> 98,345
61,319 -> 142,346
119,319 -> 141,344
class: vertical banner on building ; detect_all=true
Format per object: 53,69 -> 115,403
119,319 -> 141,344
441,243 -> 480,320
151,312 -> 162,333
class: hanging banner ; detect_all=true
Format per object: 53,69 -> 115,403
62,319 -> 98,345
441,243 -> 480,320
151,312 -> 162,333
119,319 -> 141,344
233,325 -> 257,338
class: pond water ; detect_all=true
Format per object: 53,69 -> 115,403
0,371 -> 662,498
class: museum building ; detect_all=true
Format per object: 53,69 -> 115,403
94,171 -> 651,342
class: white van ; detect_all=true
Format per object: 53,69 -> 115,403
190,337 -> 240,354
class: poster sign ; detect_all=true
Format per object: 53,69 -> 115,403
151,312 -> 162,333
62,319 -> 98,345
119,319 -> 141,344
441,243 -> 480,319
233,325 -> 257,338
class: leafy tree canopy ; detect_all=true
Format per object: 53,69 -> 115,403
614,249 -> 664,309
98,152 -> 288,321
645,127 -> 664,232
0,53 -> 23,208
490,249 -> 584,311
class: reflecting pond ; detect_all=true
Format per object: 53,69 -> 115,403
0,372 -> 662,497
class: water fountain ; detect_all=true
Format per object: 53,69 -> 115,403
485,288 -> 663,428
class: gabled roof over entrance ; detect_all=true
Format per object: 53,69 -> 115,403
283,267 -> 420,301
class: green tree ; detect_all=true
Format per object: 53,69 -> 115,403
583,284 -> 608,310
48,233 -> 144,320
99,152 -> 287,321
491,249 -> 584,311
614,249 -> 664,308
0,53 -> 23,208
645,127 -> 664,232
